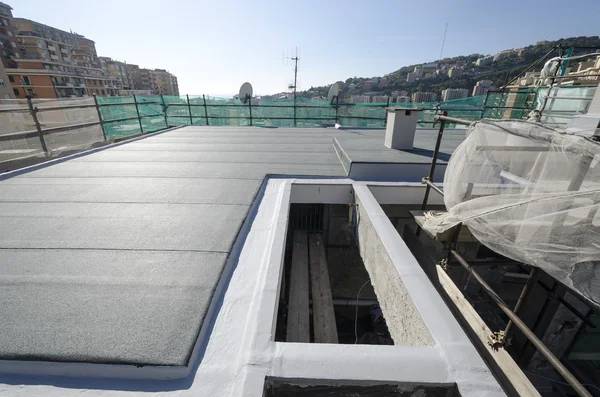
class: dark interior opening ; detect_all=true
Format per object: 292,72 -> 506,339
275,204 -> 393,345
264,378 -> 461,397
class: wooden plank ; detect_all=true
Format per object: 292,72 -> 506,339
286,230 -> 310,343
409,210 -> 478,243
402,227 -> 540,397
308,233 -> 339,344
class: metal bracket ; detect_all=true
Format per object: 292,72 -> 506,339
488,330 -> 511,351
438,259 -> 449,271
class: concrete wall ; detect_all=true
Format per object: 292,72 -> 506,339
356,194 -> 435,346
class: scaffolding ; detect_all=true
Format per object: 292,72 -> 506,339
417,113 -> 598,397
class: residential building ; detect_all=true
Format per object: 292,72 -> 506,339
411,91 -> 437,103
391,90 -> 408,97
406,72 -> 417,83
371,95 -> 389,103
0,2 -> 15,98
395,96 -> 410,103
126,64 -> 142,90
6,17 -> 119,98
475,56 -> 493,67
170,73 -> 179,96
441,88 -> 469,101
447,68 -> 463,78
100,57 -> 133,90
493,49 -> 514,62
413,66 -> 423,78
517,72 -> 541,87
118,89 -> 152,96
472,80 -> 496,96
151,68 -> 179,96
139,68 -> 153,91
350,95 -> 370,103
0,61 -> 13,98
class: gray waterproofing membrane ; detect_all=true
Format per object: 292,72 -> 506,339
0,126 -> 463,368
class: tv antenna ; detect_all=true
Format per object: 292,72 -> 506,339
284,47 -> 300,125
438,23 -> 448,61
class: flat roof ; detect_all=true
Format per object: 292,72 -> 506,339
0,126 -> 464,368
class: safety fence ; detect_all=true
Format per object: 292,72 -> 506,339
0,86 -> 595,166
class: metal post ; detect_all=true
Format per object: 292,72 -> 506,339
421,111 -> 447,210
248,94 -> 253,126
504,267 -> 539,338
133,94 -> 143,133
160,94 -> 169,127
384,96 -> 390,127
202,94 -> 209,126
26,96 -> 48,154
186,94 -> 193,125
92,93 -> 106,140
293,95 -> 297,127
335,96 -> 339,124
481,90 -> 490,119
449,249 -> 593,397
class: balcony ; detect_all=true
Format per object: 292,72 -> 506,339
47,45 -> 56,51
50,54 -> 59,61
60,47 -> 68,53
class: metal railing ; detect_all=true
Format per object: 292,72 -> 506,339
417,113 -> 596,397
0,89 -> 594,166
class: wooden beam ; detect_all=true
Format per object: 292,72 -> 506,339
409,210 -> 478,243
308,233 -> 339,344
286,230 -> 310,343
403,227 -> 540,397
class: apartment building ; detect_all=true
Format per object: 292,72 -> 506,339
411,91 -> 437,103
0,2 -> 16,98
151,68 -> 178,96
100,57 -> 133,90
139,68 -> 152,91
447,67 -> 463,78
472,80 -> 496,96
441,88 -> 469,101
5,17 -> 119,98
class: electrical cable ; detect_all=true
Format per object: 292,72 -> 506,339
354,280 -> 371,344
525,371 -> 600,393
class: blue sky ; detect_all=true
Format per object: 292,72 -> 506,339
13,0 -> 600,96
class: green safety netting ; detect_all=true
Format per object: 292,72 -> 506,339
95,87 -> 590,139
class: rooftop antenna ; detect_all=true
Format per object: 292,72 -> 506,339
438,23 -> 448,61
238,82 -> 254,126
328,82 -> 341,128
284,46 -> 300,126
327,82 -> 340,104
238,82 -> 253,104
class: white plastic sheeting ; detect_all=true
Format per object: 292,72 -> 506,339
424,120 -> 600,306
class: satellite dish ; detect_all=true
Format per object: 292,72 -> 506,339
327,83 -> 340,102
239,82 -> 253,104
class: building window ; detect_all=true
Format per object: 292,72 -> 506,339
101,90 -> 105,95
13,88 -> 19,96
0,79 -> 4,86
26,88 -> 34,96
8,75 -> 14,83
11,42 -> 16,48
